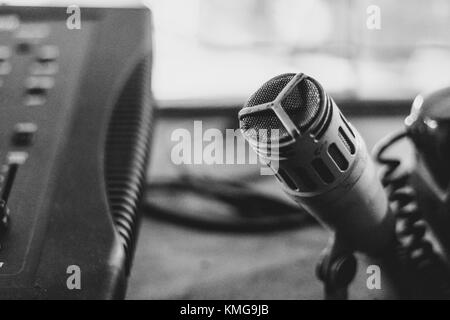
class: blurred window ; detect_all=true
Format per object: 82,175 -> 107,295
146,0 -> 450,105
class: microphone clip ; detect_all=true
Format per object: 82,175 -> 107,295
315,236 -> 357,300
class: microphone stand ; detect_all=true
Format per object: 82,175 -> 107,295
315,235 -> 357,300
315,234 -> 450,299
315,235 -> 414,300
315,231 -> 412,300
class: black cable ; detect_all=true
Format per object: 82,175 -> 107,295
373,130 -> 450,298
141,174 -> 317,233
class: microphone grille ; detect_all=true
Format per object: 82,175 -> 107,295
240,73 -> 321,143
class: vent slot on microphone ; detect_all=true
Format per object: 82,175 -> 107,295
328,143 -> 349,171
340,112 -> 355,138
312,158 -> 334,184
338,127 -> 355,155
314,96 -> 333,140
276,168 -> 298,191
294,166 -> 316,191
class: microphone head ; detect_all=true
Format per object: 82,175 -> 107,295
238,72 -> 359,194
238,72 -> 394,254
240,73 -> 322,143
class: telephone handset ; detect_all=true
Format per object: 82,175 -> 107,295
373,87 -> 450,298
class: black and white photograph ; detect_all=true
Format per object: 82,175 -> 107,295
1,0 -> 450,307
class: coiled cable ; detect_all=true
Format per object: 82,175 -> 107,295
373,130 -> 450,298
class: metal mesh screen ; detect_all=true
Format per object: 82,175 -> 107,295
240,73 -> 321,143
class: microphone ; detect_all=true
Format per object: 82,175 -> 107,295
238,73 -> 395,255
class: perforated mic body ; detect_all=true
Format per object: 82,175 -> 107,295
239,73 -> 394,254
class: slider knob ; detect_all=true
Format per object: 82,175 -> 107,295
0,200 -> 10,238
